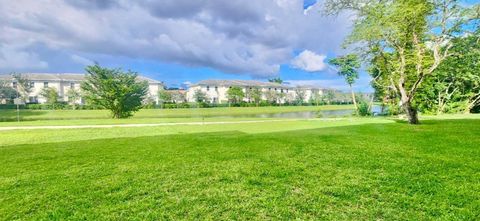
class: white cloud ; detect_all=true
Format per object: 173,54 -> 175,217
0,44 -> 48,71
291,50 -> 327,72
70,54 -> 93,65
0,0 -> 352,76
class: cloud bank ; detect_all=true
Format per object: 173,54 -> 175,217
0,0 -> 352,77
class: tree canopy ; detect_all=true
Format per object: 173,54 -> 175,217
324,0 -> 478,124
193,89 -> 207,103
158,90 -> 172,108
294,87 -> 306,104
246,87 -> 262,105
12,73 -> 32,102
0,80 -> 17,103
268,78 -> 283,84
39,87 -> 60,106
329,54 -> 360,110
226,86 -> 245,104
81,64 -> 148,118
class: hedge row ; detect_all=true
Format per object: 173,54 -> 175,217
0,101 -> 353,110
145,101 -> 353,109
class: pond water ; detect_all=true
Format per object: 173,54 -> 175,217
211,105 -> 382,119
225,109 -> 353,118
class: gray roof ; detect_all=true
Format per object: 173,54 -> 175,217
0,73 -> 162,84
293,85 -> 325,90
192,79 -> 292,89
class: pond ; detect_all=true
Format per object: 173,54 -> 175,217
210,105 -> 382,119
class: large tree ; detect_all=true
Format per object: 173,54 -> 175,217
66,88 -> 82,110
39,87 -> 60,106
81,64 -> 148,118
193,89 -> 207,103
264,90 -> 278,104
294,87 -> 307,105
0,80 -> 17,104
12,73 -> 32,102
329,54 -> 360,110
417,33 -> 480,113
246,87 -> 262,106
226,86 -> 245,105
158,90 -> 172,108
323,89 -> 335,105
324,0 -> 477,124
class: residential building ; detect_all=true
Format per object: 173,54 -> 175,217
0,73 -> 164,104
166,89 -> 187,103
186,79 -> 324,104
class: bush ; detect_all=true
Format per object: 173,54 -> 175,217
8,100 -> 356,110
143,102 -> 157,109
357,101 -> 371,116
26,104 -> 42,110
0,104 -> 25,109
177,103 -> 191,108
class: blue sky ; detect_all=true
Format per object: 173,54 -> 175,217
0,0 -> 377,91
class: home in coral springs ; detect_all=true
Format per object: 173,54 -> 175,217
1,74 -> 326,105
186,79 -> 324,104
0,73 -> 164,104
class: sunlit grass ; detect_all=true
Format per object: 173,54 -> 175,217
1,116 -> 479,219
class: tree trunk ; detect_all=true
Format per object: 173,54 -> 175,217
403,101 -> 419,124
465,95 -> 480,114
349,84 -> 358,111
465,102 -> 475,114
398,72 -> 420,124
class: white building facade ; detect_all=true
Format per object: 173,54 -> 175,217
0,73 -> 164,104
186,79 -> 324,104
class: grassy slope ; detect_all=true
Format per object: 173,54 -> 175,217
0,118 -> 391,146
1,117 -> 479,220
0,117 -> 289,127
0,105 -> 353,121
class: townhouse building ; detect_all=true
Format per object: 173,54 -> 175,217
0,73 -> 164,104
186,79 -> 324,104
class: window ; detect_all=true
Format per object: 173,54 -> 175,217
215,86 -> 218,92
268,88 -> 271,91
70,82 -> 75,89
44,82 -> 48,88
281,89 -> 284,93
29,82 -> 35,88
12,82 -> 17,89
206,86 -> 210,91
28,96 -> 38,103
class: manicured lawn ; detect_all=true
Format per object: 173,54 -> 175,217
0,105 -> 353,122
1,116 -> 479,220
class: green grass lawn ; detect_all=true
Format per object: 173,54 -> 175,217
1,116 -> 479,220
0,105 -> 353,122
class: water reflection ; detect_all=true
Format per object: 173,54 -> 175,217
232,109 -> 354,119
210,105 -> 382,119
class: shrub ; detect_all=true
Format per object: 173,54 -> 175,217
357,101 -> 371,116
